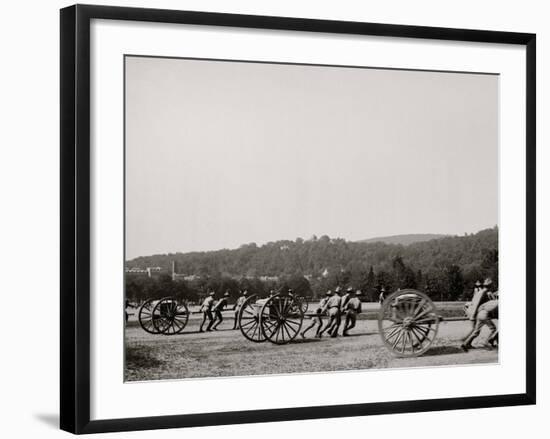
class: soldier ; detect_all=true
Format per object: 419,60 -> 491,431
320,287 -> 342,338
199,291 -> 215,332
378,287 -> 386,305
232,290 -> 248,330
343,290 -> 363,336
300,290 -> 331,339
211,291 -> 230,330
332,286 -> 353,335
461,278 -> 498,351
341,287 -> 353,309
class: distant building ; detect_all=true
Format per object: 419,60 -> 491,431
170,260 -> 200,281
125,266 -> 168,278
125,267 -> 148,277
259,275 -> 279,282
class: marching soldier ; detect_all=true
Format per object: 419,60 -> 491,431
232,290 -> 248,330
343,290 -> 363,336
199,291 -> 215,332
461,278 -> 498,351
211,291 -> 230,330
300,290 -> 331,339
320,286 -> 342,338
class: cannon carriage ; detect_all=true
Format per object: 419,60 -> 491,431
138,297 -> 190,335
237,293 -> 305,344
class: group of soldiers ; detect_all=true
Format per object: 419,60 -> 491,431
197,286 -> 365,338
199,289 -> 258,332
300,286 -> 363,338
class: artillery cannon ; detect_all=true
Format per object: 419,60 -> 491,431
237,293 -> 305,344
138,297 -> 190,335
378,289 -> 440,357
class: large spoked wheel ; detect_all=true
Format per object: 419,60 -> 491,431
138,298 -> 162,334
378,289 -> 439,357
152,297 -> 189,335
260,294 -> 304,345
238,295 -> 267,342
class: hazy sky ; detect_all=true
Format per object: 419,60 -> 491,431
125,56 -> 498,259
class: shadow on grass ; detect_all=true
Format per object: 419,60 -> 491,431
291,337 -> 323,344
339,331 -> 379,337
422,345 -> 464,356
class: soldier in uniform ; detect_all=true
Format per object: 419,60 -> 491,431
232,290 -> 248,330
199,291 -> 215,332
211,291 -> 230,330
332,286 -> 353,335
378,287 -> 386,305
320,287 -> 342,337
461,278 -> 498,351
343,290 -> 363,336
300,290 -> 331,339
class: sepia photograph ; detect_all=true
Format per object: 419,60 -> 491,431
123,55 -> 499,382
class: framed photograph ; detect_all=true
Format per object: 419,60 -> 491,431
60,4 -> 536,434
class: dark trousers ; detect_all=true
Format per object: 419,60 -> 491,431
200,310 -> 213,331
321,308 -> 341,337
212,310 -> 223,329
343,311 -> 357,334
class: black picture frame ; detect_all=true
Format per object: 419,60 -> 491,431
60,4 -> 536,434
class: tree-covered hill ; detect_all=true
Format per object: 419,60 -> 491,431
357,233 -> 449,246
126,227 -> 498,302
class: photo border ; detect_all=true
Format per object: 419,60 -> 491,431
60,4 -> 536,434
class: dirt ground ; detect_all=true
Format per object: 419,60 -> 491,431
125,302 -> 498,381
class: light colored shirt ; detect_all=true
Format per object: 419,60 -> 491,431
315,297 -> 329,313
234,295 -> 246,310
468,287 -> 490,320
324,295 -> 341,311
345,297 -> 362,313
201,296 -> 214,311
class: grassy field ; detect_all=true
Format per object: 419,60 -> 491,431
125,302 -> 498,381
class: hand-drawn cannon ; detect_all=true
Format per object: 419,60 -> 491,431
377,289 -> 441,357
138,297 -> 190,335
237,293 -> 305,344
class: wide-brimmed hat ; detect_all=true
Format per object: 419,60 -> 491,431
346,286 -> 353,292
208,291 -> 215,296
484,278 -> 493,286
223,292 -> 230,297
325,290 -> 332,296
475,280 -> 482,286
380,287 -> 386,292
335,286 -> 342,292
355,290 -> 362,295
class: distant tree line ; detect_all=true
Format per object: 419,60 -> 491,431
126,227 -> 498,303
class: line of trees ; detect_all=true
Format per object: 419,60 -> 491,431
126,227 -> 498,303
